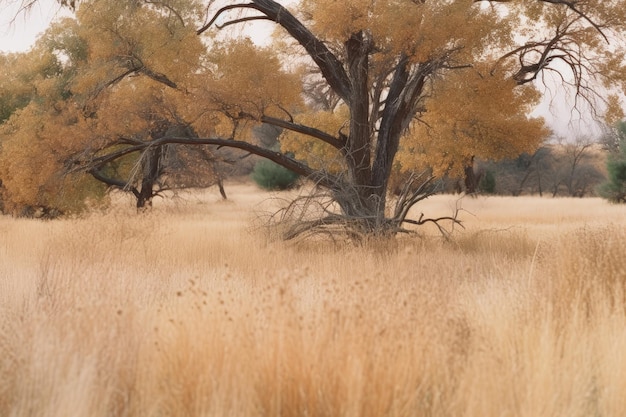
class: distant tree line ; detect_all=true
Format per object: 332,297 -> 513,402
453,139 -> 608,198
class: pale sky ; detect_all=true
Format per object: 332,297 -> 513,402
0,0 -> 605,139
0,0 -> 72,52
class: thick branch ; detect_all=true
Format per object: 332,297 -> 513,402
197,3 -> 261,34
161,137 -> 318,178
89,167 -> 140,198
79,136 -> 341,190
372,55 -> 434,190
260,115 -> 345,149
371,55 -> 409,189
138,66 -> 178,89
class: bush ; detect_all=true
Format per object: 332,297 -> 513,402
599,124 -> 626,203
251,159 -> 300,191
480,170 -> 496,194
599,155 -> 626,203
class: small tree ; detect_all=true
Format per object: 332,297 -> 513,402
599,122 -> 626,203
251,159 -> 300,190
480,170 -> 496,195
558,136 -> 596,197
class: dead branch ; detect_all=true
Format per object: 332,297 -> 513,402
197,3 -> 262,35
216,15 -> 272,29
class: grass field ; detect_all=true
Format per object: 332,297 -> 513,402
1,181 -> 626,416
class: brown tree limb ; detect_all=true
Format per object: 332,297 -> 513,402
76,136 -> 341,190
88,167 -> 140,198
260,115 -> 345,149
197,3 -> 261,34
216,15 -> 273,29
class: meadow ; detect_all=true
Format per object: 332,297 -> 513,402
1,181 -> 625,417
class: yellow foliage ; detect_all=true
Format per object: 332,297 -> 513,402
200,39 -> 303,118
72,0 -> 205,94
185,39 -> 304,140
0,102 -> 106,213
280,105 -> 349,172
399,65 -> 550,176
604,94 -> 626,126
301,0 -> 509,63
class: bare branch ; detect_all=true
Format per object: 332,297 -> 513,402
197,3 -> 261,35
88,167 -> 140,198
216,15 -> 273,29
72,135 -> 344,190
260,115 -> 345,149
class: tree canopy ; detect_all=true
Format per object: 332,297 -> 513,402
0,0 -> 227,212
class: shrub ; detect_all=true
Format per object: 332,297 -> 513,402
599,124 -> 626,203
480,170 -> 496,194
251,159 -> 299,191
599,155 -> 626,202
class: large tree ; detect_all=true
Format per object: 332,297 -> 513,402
0,1 -> 228,213
173,0 -> 626,237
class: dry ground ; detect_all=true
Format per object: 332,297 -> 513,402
1,181 -> 625,416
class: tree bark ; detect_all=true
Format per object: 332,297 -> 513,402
136,145 -> 162,209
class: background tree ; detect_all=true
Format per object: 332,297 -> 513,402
476,140 -> 607,197
0,0 -> 230,213
556,136 -> 603,197
599,121 -> 626,203
0,22 -> 107,216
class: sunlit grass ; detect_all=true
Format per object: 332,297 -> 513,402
1,182 -> 625,416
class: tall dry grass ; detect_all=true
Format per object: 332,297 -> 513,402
1,182 -> 625,416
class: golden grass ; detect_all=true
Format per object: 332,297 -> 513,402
1,181 -> 626,416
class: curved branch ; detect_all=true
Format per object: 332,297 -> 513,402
78,136 -> 341,190
260,115 -> 345,149
144,1 -> 186,27
217,15 -> 273,29
89,167 -> 140,198
197,3 -> 260,35
253,0 -> 352,102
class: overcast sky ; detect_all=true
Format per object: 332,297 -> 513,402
0,0 -> 71,52
0,0 -> 604,139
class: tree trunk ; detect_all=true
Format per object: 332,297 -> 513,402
136,146 -> 162,209
217,176 -> 227,200
464,157 -> 478,194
